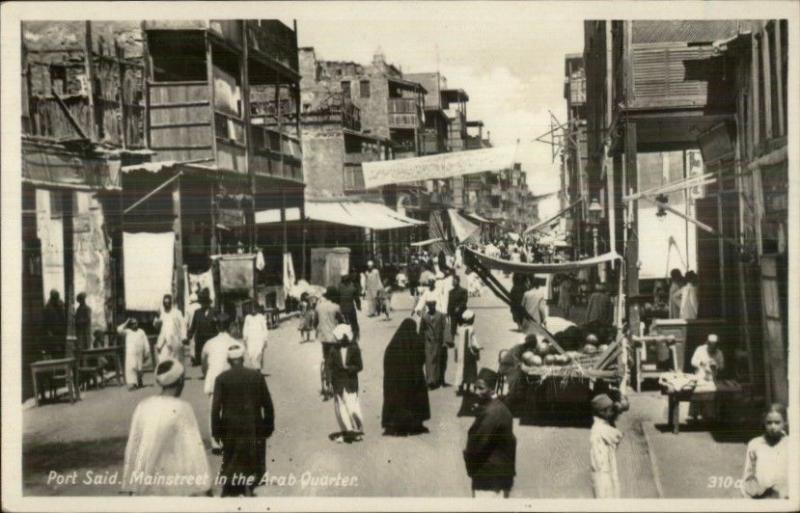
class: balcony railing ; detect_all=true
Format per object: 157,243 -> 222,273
301,93 -> 361,131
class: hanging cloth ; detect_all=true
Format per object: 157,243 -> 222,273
123,232 -> 174,312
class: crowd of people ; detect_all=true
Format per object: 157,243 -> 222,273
37,235 -> 788,500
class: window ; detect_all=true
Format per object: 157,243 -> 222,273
360,80 -> 370,98
341,81 -> 351,98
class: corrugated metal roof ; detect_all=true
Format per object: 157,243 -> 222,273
632,20 -> 745,44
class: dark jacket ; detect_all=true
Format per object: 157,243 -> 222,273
328,342 -> 363,392
211,365 -> 275,441
447,286 -> 468,321
188,307 -> 218,345
464,397 -> 516,488
338,282 -> 362,315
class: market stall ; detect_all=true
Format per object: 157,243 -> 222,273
463,247 -> 629,423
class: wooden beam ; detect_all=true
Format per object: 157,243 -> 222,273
172,176 -> 184,308
716,168 -> 727,317
50,88 -> 89,140
751,33 -> 761,154
773,21 -> 785,136
141,21 -> 151,149
115,40 -> 127,149
123,172 -> 182,215
83,21 -> 97,141
760,24 -> 773,141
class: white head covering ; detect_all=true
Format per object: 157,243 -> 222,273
462,310 -> 475,322
227,343 -> 246,359
340,269 -> 349,277
333,323 -> 353,342
367,260 -> 374,267
155,359 -> 184,387
188,293 -> 198,303
435,272 -> 445,280
707,334 -> 718,343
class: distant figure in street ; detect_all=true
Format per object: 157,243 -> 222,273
585,282 -> 613,326
590,393 -> 623,498
364,260 -> 383,317
679,271 -> 699,320
466,270 -> 483,297
557,275 -> 574,319
317,287 -> 344,399
407,257 -> 422,297
121,359 -> 211,496
242,303 -> 269,372
438,250 -> 448,273
454,310 -> 482,396
498,333 -> 540,410
375,277 -> 393,320
119,318 -> 149,390
43,289 -> 67,358
338,272 -> 362,340
298,293 -> 318,342
509,274 -> 528,330
419,299 -> 447,389
155,294 -> 186,363
414,278 -> 438,316
463,368 -> 516,498
741,403 -> 789,499
382,318 -> 430,436
202,312 -> 237,451
521,278 -> 548,335
436,269 -> 454,316
668,269 -> 684,319
419,263 -> 435,290
689,333 -> 725,423
447,275 -> 469,338
74,292 -> 92,352
328,324 -> 364,443
188,288 -> 217,366
212,343 -> 275,496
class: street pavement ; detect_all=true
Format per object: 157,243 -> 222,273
24,271 -> 666,498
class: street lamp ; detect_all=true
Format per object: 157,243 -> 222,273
587,197 -> 603,257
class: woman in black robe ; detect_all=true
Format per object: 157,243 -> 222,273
509,274 -> 529,329
382,318 -> 431,436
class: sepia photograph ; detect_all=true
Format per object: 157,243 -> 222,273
1,1 -> 798,511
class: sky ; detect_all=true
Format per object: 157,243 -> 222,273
270,2 -> 585,194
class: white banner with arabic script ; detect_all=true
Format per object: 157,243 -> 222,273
362,145 -> 518,188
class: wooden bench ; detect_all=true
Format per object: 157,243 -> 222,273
31,358 -> 80,407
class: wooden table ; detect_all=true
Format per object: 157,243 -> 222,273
79,346 -> 125,386
662,379 -> 742,434
30,357 -> 80,407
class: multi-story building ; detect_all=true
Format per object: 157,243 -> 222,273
21,20 -> 151,400
562,53 -> 589,255
581,20 -> 788,405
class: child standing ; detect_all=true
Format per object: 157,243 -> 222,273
454,310 -> 482,396
741,403 -> 789,499
299,293 -> 318,342
589,393 -> 623,498
376,278 -> 393,320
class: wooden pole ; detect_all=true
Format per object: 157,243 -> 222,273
716,168 -> 727,317
83,21 -> 97,141
624,120 -> 640,337
172,175 -> 184,309
115,40 -> 128,149
760,24 -> 773,141
773,21 -> 785,137
141,21 -> 151,149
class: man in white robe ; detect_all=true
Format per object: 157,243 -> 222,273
155,294 -> 187,362
242,304 -> 269,372
364,260 -> 383,317
119,318 -> 149,390
121,359 -> 211,496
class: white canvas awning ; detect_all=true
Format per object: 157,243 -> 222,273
288,201 -> 425,231
255,207 -> 302,224
361,145 -> 518,188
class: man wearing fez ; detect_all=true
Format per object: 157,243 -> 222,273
212,343 -> 275,497
463,368 -> 516,498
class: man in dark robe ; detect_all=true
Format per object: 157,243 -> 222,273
188,289 -> 217,366
43,289 -> 67,358
407,257 -> 421,297
74,292 -> 92,352
337,273 -> 361,341
447,275 -> 469,338
382,318 -> 430,435
585,282 -> 614,325
464,368 -> 516,497
508,274 -> 528,329
419,300 -> 446,389
212,343 -> 274,497
437,250 -> 448,272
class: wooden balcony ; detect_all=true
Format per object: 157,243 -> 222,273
388,98 -> 420,129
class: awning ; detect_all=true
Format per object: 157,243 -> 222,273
464,247 -> 622,274
304,201 -> 425,230
362,145 -> 518,188
463,212 -> 491,224
447,209 -> 480,243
